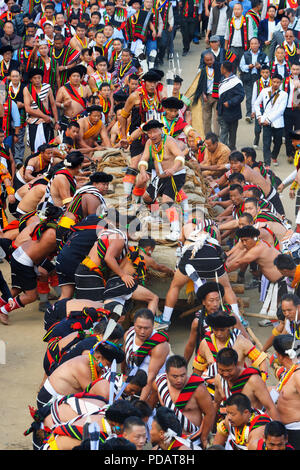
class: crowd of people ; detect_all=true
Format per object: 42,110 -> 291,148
0,0 -> 300,453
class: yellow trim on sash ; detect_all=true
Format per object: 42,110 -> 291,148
58,216 -> 76,229
47,434 -> 59,450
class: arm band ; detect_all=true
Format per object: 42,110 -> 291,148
6,186 -> 15,195
26,165 -> 34,172
138,160 -> 148,171
175,156 -> 185,166
272,327 -> 280,337
62,197 -> 73,205
192,354 -> 207,371
120,109 -> 130,119
251,351 -> 268,368
216,420 -> 228,437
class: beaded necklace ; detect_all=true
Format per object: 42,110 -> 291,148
53,47 -> 64,60
234,412 -> 255,446
119,60 -> 132,78
88,353 -> 99,381
212,333 -> 230,352
8,82 -> 20,100
162,114 -> 177,136
284,41 -> 296,57
206,66 -> 215,80
140,84 -> 160,111
152,134 -> 167,162
76,34 -> 88,48
0,60 -> 9,78
277,364 -> 298,392
232,15 -> 245,30
132,10 -> 140,25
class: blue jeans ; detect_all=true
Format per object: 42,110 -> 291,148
146,39 -> 157,57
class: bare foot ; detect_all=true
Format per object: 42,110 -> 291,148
0,312 -> 9,325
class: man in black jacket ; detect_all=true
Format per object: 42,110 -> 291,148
194,51 -> 222,135
217,61 -> 245,150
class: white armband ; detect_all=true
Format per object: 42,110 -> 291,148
138,160 -> 148,171
26,165 -> 35,172
175,156 -> 185,166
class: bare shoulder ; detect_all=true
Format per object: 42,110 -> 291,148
153,341 -> 170,357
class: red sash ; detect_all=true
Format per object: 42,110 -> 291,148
64,83 -> 86,109
131,331 -> 169,367
175,374 -> 204,409
28,84 -> 51,116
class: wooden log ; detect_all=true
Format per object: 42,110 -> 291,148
179,305 -> 199,319
243,312 -> 277,320
246,327 -> 264,350
232,284 -> 245,294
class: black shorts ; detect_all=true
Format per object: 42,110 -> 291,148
178,244 -> 225,279
11,256 -> 37,291
103,275 -> 138,300
39,258 -> 55,273
130,139 -> 144,158
44,298 -> 69,332
56,258 -> 75,286
74,263 -> 105,301
36,385 -> 54,410
146,173 -> 186,202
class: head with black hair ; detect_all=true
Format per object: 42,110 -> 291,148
151,407 -> 182,448
238,212 -> 254,228
228,172 -> 246,185
166,355 -> 188,391
128,73 -> 139,92
138,237 -> 156,255
131,399 -> 152,420
229,151 -> 245,173
125,369 -> 148,397
221,61 -> 234,76
90,340 -> 125,377
123,416 -> 147,450
273,334 -> 294,363
64,151 -> 84,171
105,400 -> 142,434
229,184 -> 244,207
244,197 -> 259,218
274,254 -> 297,278
93,319 -> 124,342
225,393 -> 252,428
243,185 -> 262,200
251,0 -> 262,10
216,347 -> 239,381
263,421 -> 289,451
281,294 -> 300,323
204,132 -> 219,153
236,224 -> 260,250
133,308 -> 154,342
206,310 -> 236,342
89,171 -> 113,195
241,146 -> 256,165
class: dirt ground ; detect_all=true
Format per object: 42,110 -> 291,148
0,36 -> 296,450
